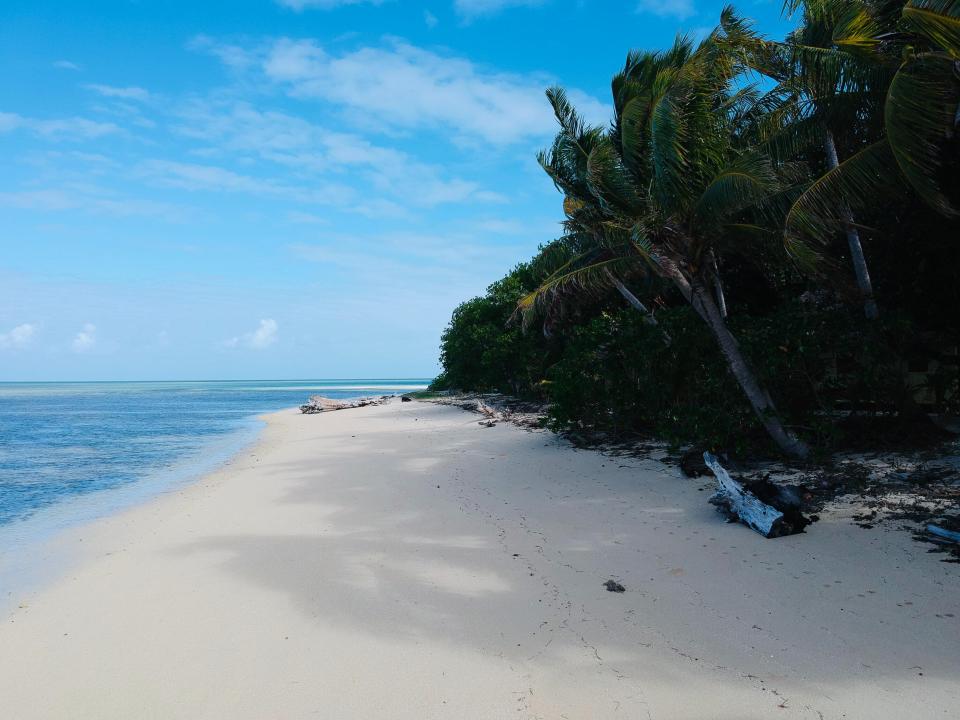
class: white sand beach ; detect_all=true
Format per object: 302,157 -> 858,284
1,400 -> 957,719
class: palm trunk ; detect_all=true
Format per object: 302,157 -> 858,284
604,269 -> 658,325
689,278 -> 810,459
708,253 -> 728,318
824,131 -> 879,320
656,259 -> 808,457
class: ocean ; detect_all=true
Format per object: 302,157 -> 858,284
0,380 -> 428,545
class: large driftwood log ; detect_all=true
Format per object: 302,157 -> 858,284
704,452 -> 786,538
300,395 -> 391,414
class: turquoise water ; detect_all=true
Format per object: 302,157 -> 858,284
0,380 -> 428,533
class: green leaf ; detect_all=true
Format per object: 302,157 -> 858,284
903,0 -> 960,56
885,52 -> 959,214
784,139 -> 899,269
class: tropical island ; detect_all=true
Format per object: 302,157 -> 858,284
1,0 -> 958,718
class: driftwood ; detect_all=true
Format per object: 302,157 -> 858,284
927,524 -> 960,544
704,452 -> 812,538
300,395 -> 391,414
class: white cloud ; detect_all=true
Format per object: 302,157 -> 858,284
192,35 -> 609,145
0,111 -> 121,140
53,60 -> 81,71
0,189 -> 80,211
454,0 -> 545,19
85,84 -> 152,102
286,210 -> 329,225
257,38 -> 592,144
225,319 -> 278,349
171,101 -> 502,207
137,158 -> 357,207
566,89 -> 612,129
424,10 -> 438,27
0,323 -> 35,350
72,323 -> 96,352
0,112 -> 20,133
276,0 -> 386,9
0,187 -> 190,220
188,35 -> 255,71
637,0 -> 696,20
293,230 -> 524,270
140,159 -> 280,194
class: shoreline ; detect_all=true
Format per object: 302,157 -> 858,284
1,400 -> 957,718
0,412 -> 268,614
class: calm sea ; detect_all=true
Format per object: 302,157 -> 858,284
0,380 -> 428,539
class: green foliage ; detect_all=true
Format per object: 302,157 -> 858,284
432,0 -> 960,456
545,302 -> 927,453
544,308 -> 755,448
432,263 -> 554,397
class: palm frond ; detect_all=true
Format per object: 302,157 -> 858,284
903,0 -> 960,56
586,138 -> 643,214
885,52 -> 959,214
784,139 -> 898,269
693,153 -> 780,224
517,251 -> 648,328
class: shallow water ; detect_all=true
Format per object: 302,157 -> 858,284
0,380 -> 428,535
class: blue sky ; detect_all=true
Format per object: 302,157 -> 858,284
0,0 -> 794,381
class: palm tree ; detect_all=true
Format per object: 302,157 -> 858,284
522,36 -> 812,458
722,0 -> 959,307
722,0 -> 889,318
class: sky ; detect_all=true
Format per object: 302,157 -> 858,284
0,0 -> 794,381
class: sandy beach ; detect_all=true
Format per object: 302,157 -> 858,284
1,399 -> 957,719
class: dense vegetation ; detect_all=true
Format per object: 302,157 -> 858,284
433,0 -> 960,458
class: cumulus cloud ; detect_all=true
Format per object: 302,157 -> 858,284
198,37 -> 604,145
637,0 -> 696,20
455,0 -> 545,20
0,323 -> 35,350
191,35 -> 610,144
72,323 -> 97,352
225,319 -> 278,349
263,39 -> 539,143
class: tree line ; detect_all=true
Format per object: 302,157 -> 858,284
433,0 -> 960,458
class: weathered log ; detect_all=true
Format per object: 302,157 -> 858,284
704,452 -> 787,538
300,395 -> 390,414
927,524 -> 960,544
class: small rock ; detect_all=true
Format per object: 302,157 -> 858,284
603,580 -> 626,593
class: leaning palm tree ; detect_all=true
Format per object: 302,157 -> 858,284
523,36 -> 812,458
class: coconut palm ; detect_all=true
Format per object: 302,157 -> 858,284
721,0 -> 890,318
722,0 -> 959,311
523,36 -> 812,458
